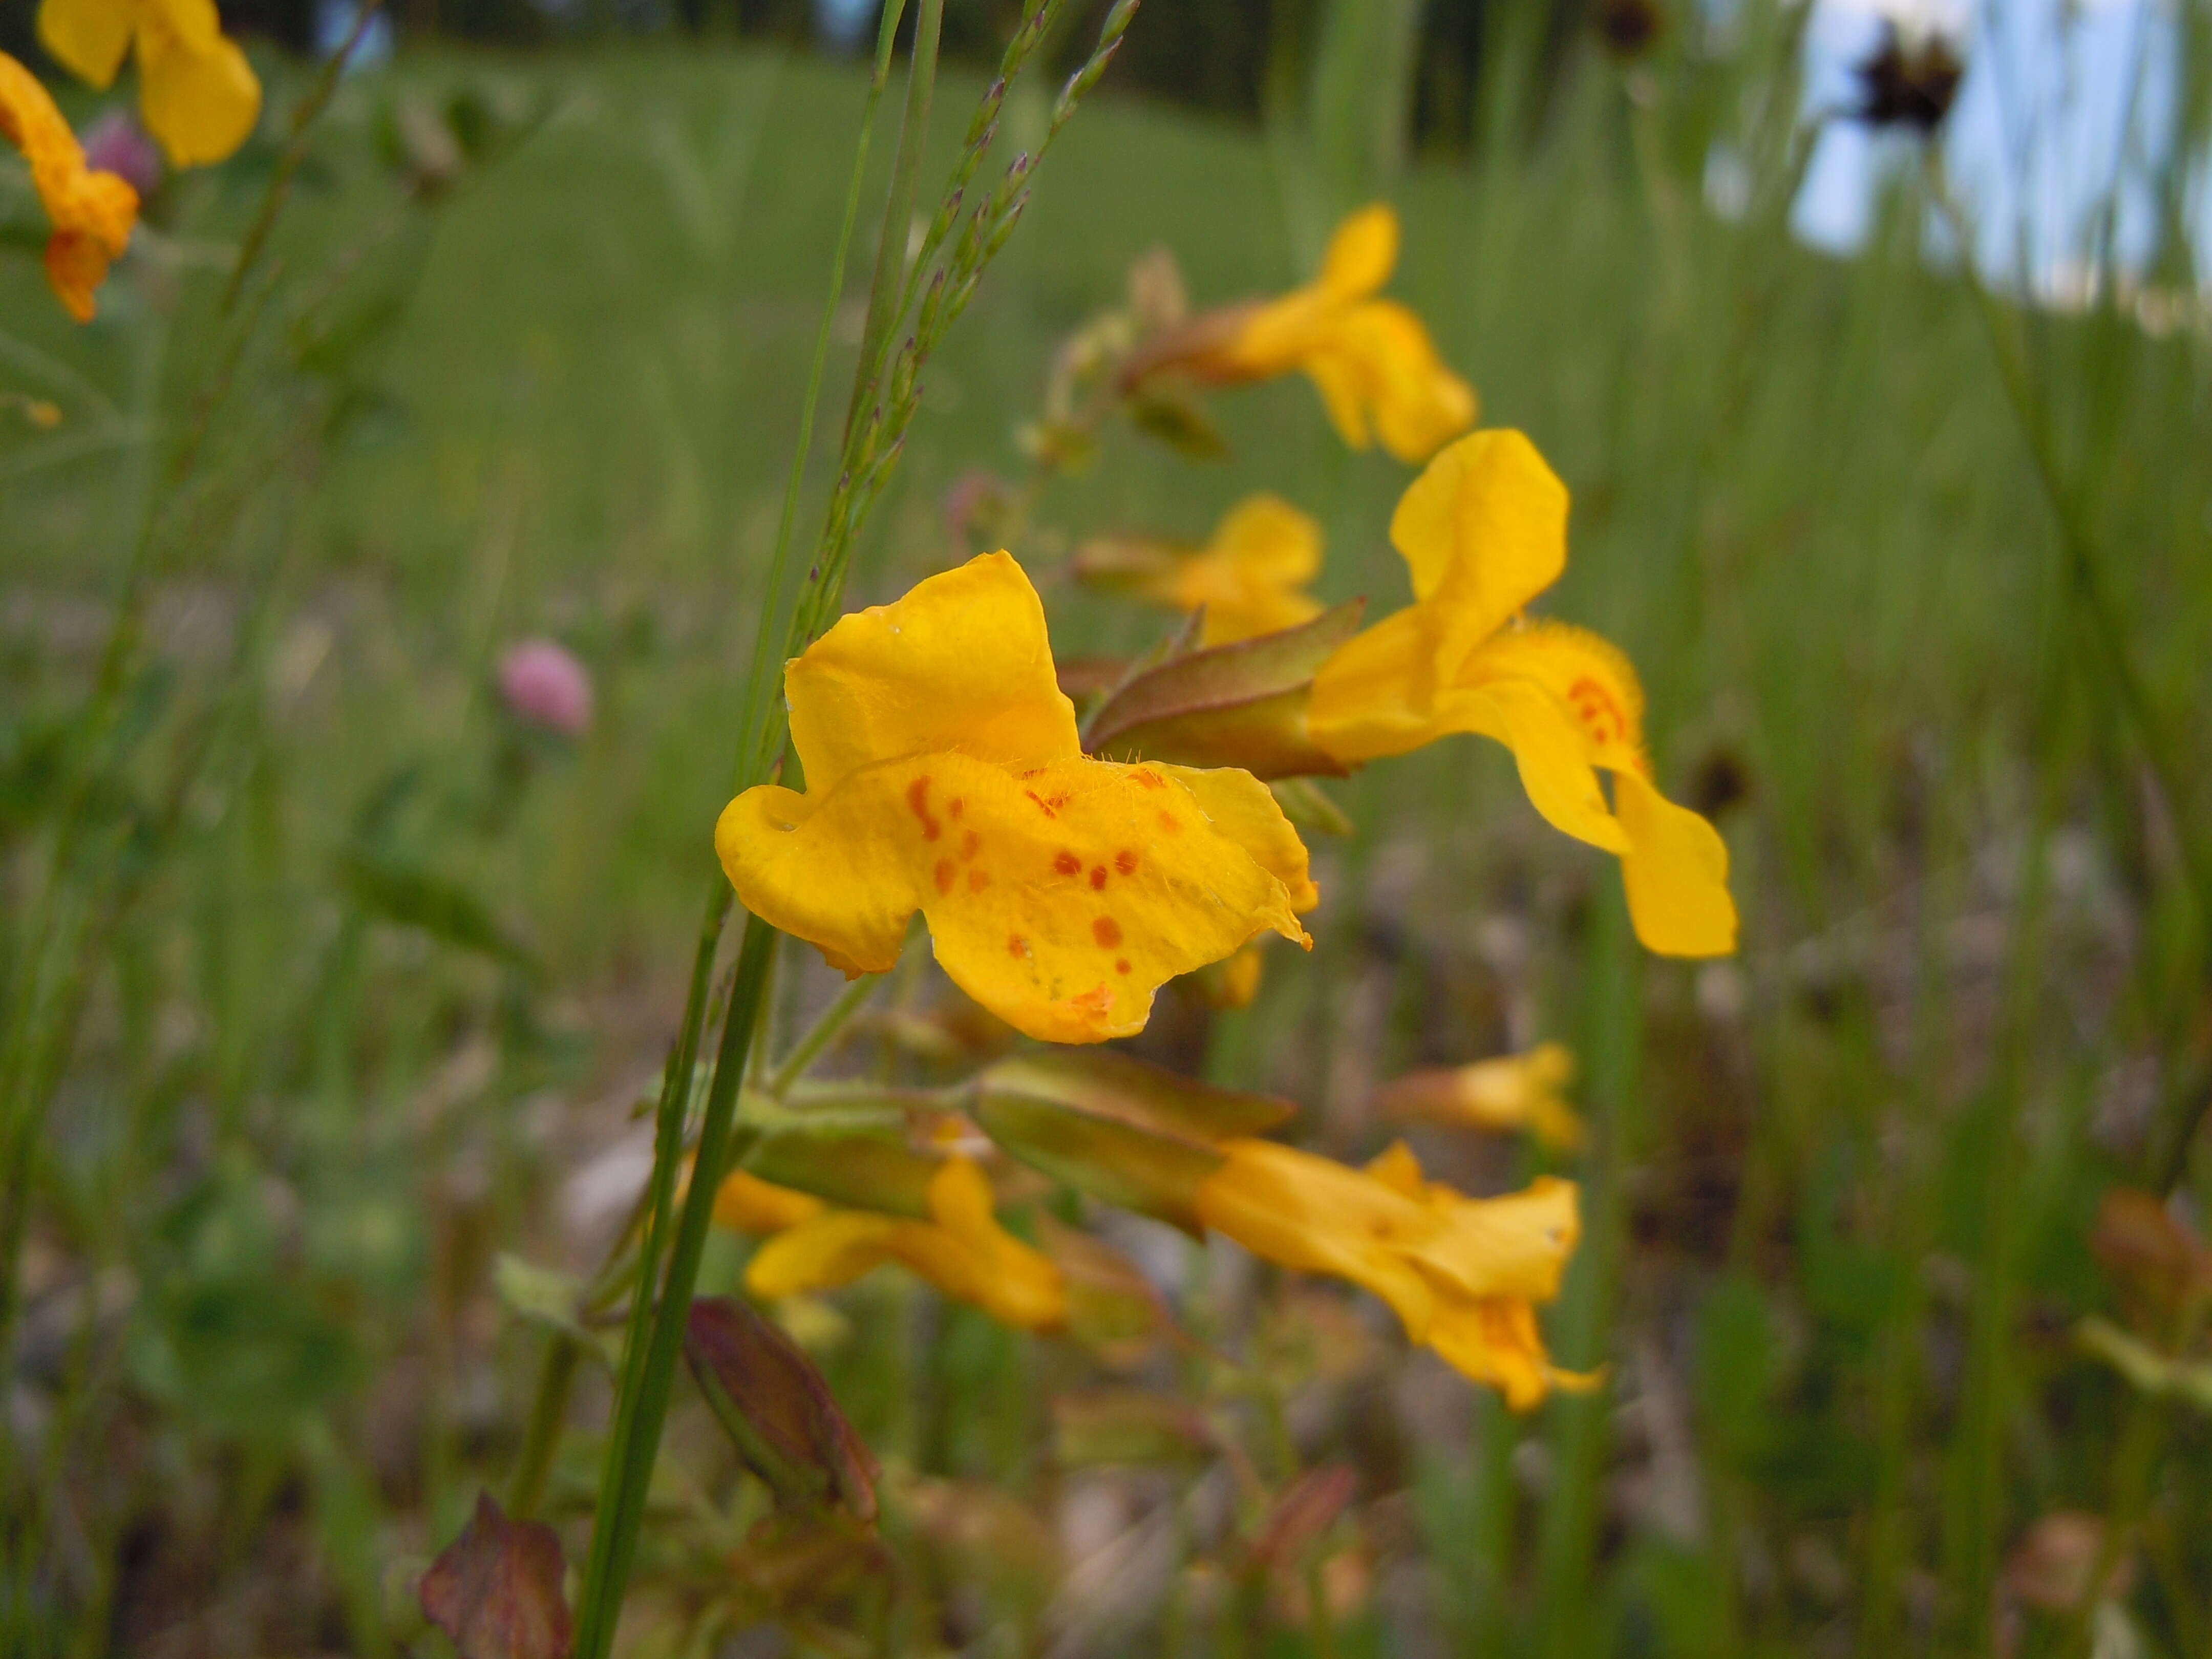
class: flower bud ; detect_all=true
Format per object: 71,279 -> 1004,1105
685,1296 -> 879,1519
497,639 -> 593,737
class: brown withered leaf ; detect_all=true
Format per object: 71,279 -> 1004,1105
2090,1187 -> 2212,1332
419,1492 -> 572,1659
1084,601 -> 1366,780
686,1297 -> 879,1519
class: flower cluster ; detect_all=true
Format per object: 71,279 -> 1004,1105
3,0 -> 258,321
705,201 -> 1739,1415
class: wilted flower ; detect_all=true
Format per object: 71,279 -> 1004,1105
77,107 -> 159,194
1077,494 -> 1326,648
1126,204 -> 1476,464
685,1296 -> 879,1518
720,1157 -> 1069,1331
37,0 -> 261,167
715,553 -> 1315,1044
1196,1138 -> 1594,1408
1308,430 -> 1737,957
1376,1041 -> 1584,1151
498,638 -> 594,737
0,54 -> 138,322
1853,25 -> 1964,134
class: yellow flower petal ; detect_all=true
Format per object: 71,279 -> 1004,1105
786,550 -> 1079,796
1166,494 -> 1326,646
0,53 -> 137,322
136,0 -> 260,168
1387,429 -> 1566,629
1309,432 -> 1736,959
740,1159 -> 1067,1331
1318,201 -> 1398,299
1198,1138 -> 1587,1408
1216,205 -> 1475,463
36,0 -> 132,87
1196,1139 -> 1439,1336
1614,767 -> 1737,957
720,555 -> 1314,1043
1376,1044 -> 1585,1151
715,1168 -> 828,1235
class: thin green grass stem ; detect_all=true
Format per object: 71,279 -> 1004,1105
847,0 -> 946,444
767,970 -> 882,1097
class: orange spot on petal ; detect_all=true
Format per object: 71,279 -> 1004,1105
1008,933 -> 1029,959
1115,959 -> 1131,975
1054,851 -> 1081,876
1131,770 -> 1164,791
948,797 -> 964,818
967,868 -> 991,892
934,859 -> 955,895
1092,917 -> 1123,948
960,830 -> 983,861
1157,812 -> 1182,834
1089,866 -> 1108,890
907,776 -> 941,840
1115,849 -> 1139,876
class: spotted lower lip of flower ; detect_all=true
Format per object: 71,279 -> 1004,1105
716,551 -> 1315,1046
37,0 -> 262,168
1125,204 -> 1475,465
1307,429 -> 1737,958
1375,1042 -> 1585,1151
0,54 -> 139,322
734,1157 -> 1069,1332
1194,1137 -> 1594,1410
1079,494 -> 1327,648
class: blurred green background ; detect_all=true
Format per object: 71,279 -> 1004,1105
4,0 -> 2210,1653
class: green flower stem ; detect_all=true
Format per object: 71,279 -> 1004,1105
504,1332 -> 579,1521
767,971 -> 883,1098
570,912 -> 777,1659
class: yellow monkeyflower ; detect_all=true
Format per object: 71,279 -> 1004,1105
37,0 -> 260,168
722,1158 -> 1069,1331
1081,494 -> 1326,647
1308,430 -> 1737,957
1196,1138 -> 1592,1409
0,54 -> 137,322
1375,1042 -> 1584,1151
1214,205 -> 1475,464
716,552 -> 1316,1045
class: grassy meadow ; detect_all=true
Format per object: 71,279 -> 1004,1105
5,10 -> 2211,1656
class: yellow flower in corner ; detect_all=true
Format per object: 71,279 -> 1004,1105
0,54 -> 137,322
716,552 -> 1316,1045
37,0 -> 260,167
724,1158 -> 1069,1331
1308,430 -> 1737,957
1195,1138 -> 1593,1409
1082,494 -> 1327,648
1223,205 -> 1475,464
1375,1042 -> 1585,1151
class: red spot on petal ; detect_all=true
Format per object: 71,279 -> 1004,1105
906,776 -> 941,840
1115,958 -> 1131,975
1008,933 -> 1029,958
1089,866 -> 1108,890
1115,849 -> 1139,876
948,797 -> 964,818
967,868 -> 990,892
1053,851 -> 1081,876
1069,984 -> 1113,1019
934,858 -> 955,895
1092,917 -> 1123,948
1026,790 -> 1059,819
960,830 -> 983,861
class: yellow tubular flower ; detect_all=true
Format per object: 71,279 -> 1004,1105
1224,205 -> 1475,464
716,552 -> 1315,1045
1376,1042 -> 1585,1151
736,1158 -> 1069,1331
0,54 -> 137,322
1195,1138 -> 1593,1409
1131,494 -> 1327,647
37,0 -> 260,167
1308,431 -> 1737,957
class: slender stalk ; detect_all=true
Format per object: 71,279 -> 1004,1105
846,0 -> 947,444
505,1333 -> 581,1520
569,914 -> 777,1659
735,0 -> 913,795
768,971 -> 882,1097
